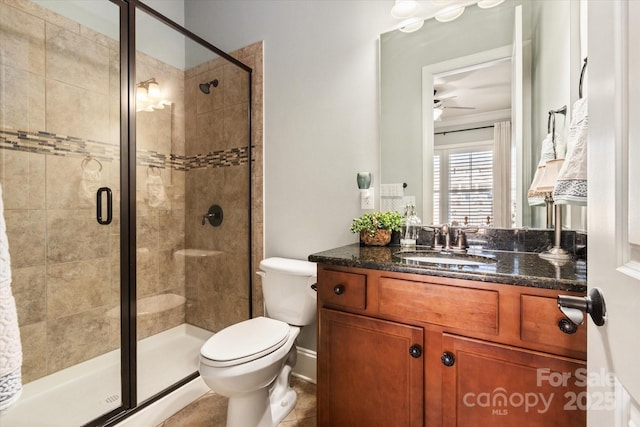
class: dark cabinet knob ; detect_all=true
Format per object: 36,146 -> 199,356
558,318 -> 578,334
441,351 -> 455,367
409,344 -> 422,358
333,284 -> 345,295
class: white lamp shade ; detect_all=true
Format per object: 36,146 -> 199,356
136,86 -> 148,101
147,81 -> 161,98
433,107 -> 443,121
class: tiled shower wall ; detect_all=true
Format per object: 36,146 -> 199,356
183,41 -> 265,331
0,0 -> 264,384
0,0 -> 124,383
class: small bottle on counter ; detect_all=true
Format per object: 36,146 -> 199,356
400,204 -> 421,248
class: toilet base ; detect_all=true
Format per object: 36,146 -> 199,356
269,344 -> 297,425
225,384 -> 297,427
270,386 -> 297,426
224,346 -> 298,427
226,388 -> 268,427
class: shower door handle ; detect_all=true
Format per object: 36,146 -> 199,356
96,187 -> 113,225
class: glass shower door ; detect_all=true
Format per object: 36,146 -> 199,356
0,1 -> 125,425
133,3 -> 253,405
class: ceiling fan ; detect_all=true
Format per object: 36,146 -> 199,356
433,90 -> 476,110
433,89 -> 475,121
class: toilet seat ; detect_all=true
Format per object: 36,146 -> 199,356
200,317 -> 291,368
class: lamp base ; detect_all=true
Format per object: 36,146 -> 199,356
539,246 -> 572,261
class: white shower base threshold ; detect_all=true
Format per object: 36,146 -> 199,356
0,324 -> 212,427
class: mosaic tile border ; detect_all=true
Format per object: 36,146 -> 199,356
0,127 -> 248,171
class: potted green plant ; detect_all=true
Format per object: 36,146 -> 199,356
350,211 -> 403,246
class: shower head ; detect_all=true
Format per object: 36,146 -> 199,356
199,79 -> 219,94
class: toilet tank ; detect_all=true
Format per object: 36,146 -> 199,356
258,257 -> 317,326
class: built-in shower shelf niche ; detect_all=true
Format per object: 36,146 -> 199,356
173,249 -> 223,257
138,293 -> 186,316
106,293 -> 186,319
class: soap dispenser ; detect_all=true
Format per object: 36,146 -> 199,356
400,204 -> 421,248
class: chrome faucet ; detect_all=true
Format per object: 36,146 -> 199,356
441,224 -> 451,250
454,229 -> 468,250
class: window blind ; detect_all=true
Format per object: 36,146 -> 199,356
433,145 -> 494,226
448,150 -> 493,225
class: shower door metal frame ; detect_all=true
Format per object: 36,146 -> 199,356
85,1 -> 254,426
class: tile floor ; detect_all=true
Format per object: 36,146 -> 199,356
156,377 -> 316,427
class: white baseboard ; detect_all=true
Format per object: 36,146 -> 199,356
292,347 -> 317,384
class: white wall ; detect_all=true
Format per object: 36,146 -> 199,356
184,0 -> 397,261
146,0 -> 185,24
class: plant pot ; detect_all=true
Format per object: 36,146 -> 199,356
360,229 -> 392,246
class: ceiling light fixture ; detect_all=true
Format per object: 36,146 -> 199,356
435,4 -> 465,22
147,80 -> 161,98
477,0 -> 505,9
391,0 -> 419,19
399,17 -> 425,33
433,107 -> 443,121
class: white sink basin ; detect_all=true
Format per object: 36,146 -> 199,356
401,255 -> 488,266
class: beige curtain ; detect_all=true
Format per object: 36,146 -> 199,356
492,121 -> 511,228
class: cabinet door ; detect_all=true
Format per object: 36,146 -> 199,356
441,334 -> 586,427
318,308 -> 424,427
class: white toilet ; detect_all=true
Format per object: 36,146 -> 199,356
199,257 -> 317,427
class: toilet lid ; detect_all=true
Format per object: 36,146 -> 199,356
200,317 -> 290,367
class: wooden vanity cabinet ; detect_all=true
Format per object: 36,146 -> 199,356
316,264 -> 587,427
318,308 -> 424,426
441,334 -> 586,427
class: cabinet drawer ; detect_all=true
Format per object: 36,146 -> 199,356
318,269 -> 367,310
521,294 -> 587,357
378,277 -> 499,335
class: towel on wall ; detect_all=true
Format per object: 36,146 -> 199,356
0,183 -> 23,411
78,158 -> 102,206
553,97 -> 588,205
146,168 -> 167,208
527,132 -> 556,206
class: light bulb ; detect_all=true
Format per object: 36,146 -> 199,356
147,81 -> 161,98
391,0 -> 418,19
136,86 -> 148,102
399,17 -> 424,33
435,4 -> 465,22
477,0 -> 505,9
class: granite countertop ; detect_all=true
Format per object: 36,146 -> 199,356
308,243 -> 587,293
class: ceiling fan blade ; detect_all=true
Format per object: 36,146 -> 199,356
434,95 -> 457,103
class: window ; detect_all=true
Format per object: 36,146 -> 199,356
434,142 -> 493,226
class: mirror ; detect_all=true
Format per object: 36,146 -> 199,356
380,0 -> 585,229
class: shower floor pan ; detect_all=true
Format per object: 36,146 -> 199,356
0,324 -> 212,427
